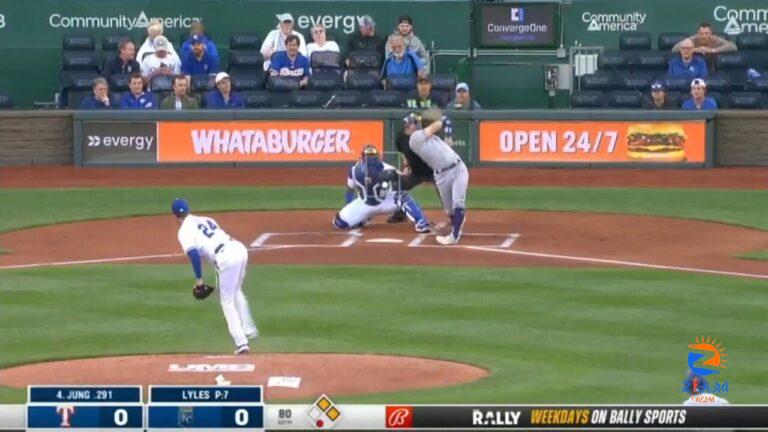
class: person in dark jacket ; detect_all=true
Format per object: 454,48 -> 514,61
643,80 -> 677,109
345,15 -> 385,66
205,72 -> 245,109
80,77 -> 111,109
102,39 -> 140,80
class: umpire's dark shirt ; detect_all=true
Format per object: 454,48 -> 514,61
102,57 -> 141,80
396,131 -> 434,181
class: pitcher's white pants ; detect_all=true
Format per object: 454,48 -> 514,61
215,240 -> 257,348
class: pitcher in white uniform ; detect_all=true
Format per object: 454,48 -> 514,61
172,198 -> 258,355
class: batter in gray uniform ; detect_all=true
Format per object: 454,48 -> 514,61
402,113 -> 468,245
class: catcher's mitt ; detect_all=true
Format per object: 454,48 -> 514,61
193,283 -> 215,300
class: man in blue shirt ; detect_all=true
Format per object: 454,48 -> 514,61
682,78 -> 718,110
181,34 -> 220,79
269,35 -> 310,88
80,77 -> 111,109
180,21 -> 219,60
668,39 -> 708,81
381,34 -> 425,88
119,72 -> 158,109
205,72 -> 246,109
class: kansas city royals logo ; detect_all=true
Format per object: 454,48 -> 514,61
178,406 -> 194,427
57,406 -> 76,427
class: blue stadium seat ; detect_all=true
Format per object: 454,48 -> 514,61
619,32 -> 651,50
608,91 -> 643,108
345,69 -> 381,90
570,91 -> 604,108
229,32 -> 260,50
634,51 -> 669,71
620,73 -> 653,91
62,51 -> 100,71
267,76 -> 299,92
599,50 -> 634,71
109,74 -> 131,92
727,92 -> 762,109
658,32 -> 688,50
228,50 -> 264,73
347,50 -> 382,70
310,51 -> 342,70
386,74 -> 417,91
308,69 -> 344,91
190,75 -> 214,93
582,71 -> 616,90
289,90 -> 325,108
230,73 -> 264,91
328,90 -> 364,108
0,91 -> 13,108
102,34 -> 132,51
663,76 -> 690,92
150,75 -> 174,92
367,90 -> 402,107
242,91 -> 271,108
736,33 -> 768,50
63,34 -> 96,51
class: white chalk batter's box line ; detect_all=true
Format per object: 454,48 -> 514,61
250,231 -> 521,249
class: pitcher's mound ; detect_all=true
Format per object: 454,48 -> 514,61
0,353 -> 489,400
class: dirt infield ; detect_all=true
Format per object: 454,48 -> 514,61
1,166 -> 765,189
1,210 -> 766,277
0,353 -> 489,400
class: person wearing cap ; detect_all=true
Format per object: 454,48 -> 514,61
205,72 -> 245,109
140,35 -> 181,81
346,15 -> 386,64
406,75 -> 438,109
119,72 -> 158,109
260,13 -> 307,71
447,82 -> 481,111
269,35 -> 310,88
682,78 -> 717,110
136,18 -> 179,62
668,38 -> 708,81
644,81 -> 677,110
381,35 -> 425,88
101,38 -> 140,81
160,75 -> 199,110
306,24 -> 340,60
672,22 -> 736,71
180,21 -> 219,61
385,15 -> 429,73
181,33 -> 221,79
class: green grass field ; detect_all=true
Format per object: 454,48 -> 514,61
1,186 -> 766,404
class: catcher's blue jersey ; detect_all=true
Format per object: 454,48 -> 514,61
347,159 -> 396,206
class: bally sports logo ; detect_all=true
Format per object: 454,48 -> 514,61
386,406 -> 414,428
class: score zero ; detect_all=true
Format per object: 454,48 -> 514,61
499,130 -> 618,153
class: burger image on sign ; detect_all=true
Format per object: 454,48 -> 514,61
626,123 -> 687,161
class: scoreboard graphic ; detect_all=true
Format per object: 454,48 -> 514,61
1,385 -> 767,430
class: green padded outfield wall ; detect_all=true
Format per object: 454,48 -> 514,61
0,0 -> 470,107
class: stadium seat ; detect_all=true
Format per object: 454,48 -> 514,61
658,32 -> 689,50
737,33 -> 768,50
62,51 -> 100,71
705,74 -> 731,93
242,91 -> 271,108
599,50 -> 634,71
347,50 -> 382,70
0,91 -> 13,108
429,73 -> 457,92
109,74 -> 130,92
634,51 -> 669,71
266,76 -> 299,92
431,90 -> 452,107
150,75 -> 174,92
663,76 -> 690,92
60,70 -> 99,108
308,69 -> 344,91
328,90 -> 364,108
102,34 -> 132,51
386,73 -> 417,91
229,32 -> 260,50
608,91 -> 643,108
619,32 -> 651,50
289,90 -> 325,108
190,75 -> 214,93
620,73 -> 653,91
747,76 -> 768,92
269,92 -> 292,108
67,91 -> 92,109
716,52 -> 749,87
666,91 -> 684,108
63,34 -> 96,51
581,71 -> 616,90
228,50 -> 264,73
367,90 -> 403,107
102,52 -> 118,72
109,92 -> 123,107
345,69 -> 381,90
727,91 -> 762,109
230,73 -> 264,91
570,90 -> 604,108
707,91 -> 724,108
310,51 -> 342,70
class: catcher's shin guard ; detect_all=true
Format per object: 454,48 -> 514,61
397,193 -> 428,226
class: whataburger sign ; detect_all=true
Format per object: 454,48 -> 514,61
157,120 -> 384,162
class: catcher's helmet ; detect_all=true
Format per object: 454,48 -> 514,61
171,198 -> 190,217
361,144 -> 379,159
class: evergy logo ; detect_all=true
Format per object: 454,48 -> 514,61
582,11 -> 646,32
87,134 -> 154,151
295,14 -> 364,34
713,6 -> 768,35
49,10 -> 201,30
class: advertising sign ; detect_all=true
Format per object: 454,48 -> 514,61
478,3 -> 558,47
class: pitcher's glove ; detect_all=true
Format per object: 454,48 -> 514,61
193,283 -> 215,300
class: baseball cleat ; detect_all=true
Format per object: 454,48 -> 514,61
414,222 -> 432,233
436,234 -> 460,245
234,344 -> 250,355
387,211 -> 407,224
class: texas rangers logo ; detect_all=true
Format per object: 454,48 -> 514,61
57,405 -> 76,427
688,336 -> 727,376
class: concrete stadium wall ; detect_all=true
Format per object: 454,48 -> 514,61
0,111 -> 73,166
715,112 -> 768,166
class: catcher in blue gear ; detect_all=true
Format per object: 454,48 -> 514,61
333,145 -> 431,233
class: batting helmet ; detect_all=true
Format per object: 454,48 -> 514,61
402,112 -> 422,128
171,198 -> 190,217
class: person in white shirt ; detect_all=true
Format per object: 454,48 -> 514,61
260,13 -> 307,71
306,24 -> 340,60
140,36 -> 181,81
171,198 -> 258,355
136,18 -> 180,62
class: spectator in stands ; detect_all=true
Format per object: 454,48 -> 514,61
80,77 -> 111,109
205,72 -> 245,109
307,24 -> 340,59
672,22 -> 736,70
447,82 -> 481,111
136,19 -> 179,62
346,15 -> 385,66
682,78 -> 717,110
119,72 -> 158,109
406,75 -> 438,109
261,13 -> 307,71
668,39 -> 708,81
385,15 -> 429,73
269,35 -> 310,88
181,34 -> 220,79
181,21 -> 219,60
381,35 -> 425,88
160,75 -> 199,110
644,80 -> 677,110
102,38 -> 140,80
141,36 -> 182,82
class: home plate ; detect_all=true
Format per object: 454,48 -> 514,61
366,238 -> 403,244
